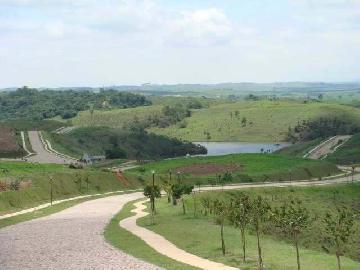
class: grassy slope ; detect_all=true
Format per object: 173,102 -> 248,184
148,100 -> 360,142
326,133 -> 360,165
0,161 -> 142,214
137,184 -> 360,270
71,105 -> 163,128
104,200 -> 199,270
125,154 -> 339,185
275,138 -> 323,158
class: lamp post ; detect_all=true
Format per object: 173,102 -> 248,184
49,177 -> 54,206
151,170 -> 155,215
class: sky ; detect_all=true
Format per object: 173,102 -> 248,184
0,0 -> 360,87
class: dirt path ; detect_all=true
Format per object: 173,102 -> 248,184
119,173 -> 360,270
121,200 -> 237,270
0,192 -> 161,270
305,135 -> 352,159
27,131 -> 73,164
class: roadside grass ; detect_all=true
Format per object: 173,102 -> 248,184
125,153 -> 339,185
0,161 -> 142,215
148,100 -> 360,142
104,200 -> 199,270
275,138 -> 323,158
137,184 -> 360,270
42,131 -> 82,159
326,133 -> 360,164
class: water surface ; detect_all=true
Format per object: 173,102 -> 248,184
194,141 -> 290,156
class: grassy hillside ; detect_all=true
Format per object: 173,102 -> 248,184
125,153 -> 340,185
44,127 -> 206,160
275,138 -> 323,158
0,161 -> 142,214
71,105 -> 163,128
148,100 -> 360,142
137,184 -> 360,269
326,133 -> 360,164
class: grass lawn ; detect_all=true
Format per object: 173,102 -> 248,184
125,153 -> 339,185
0,161 -> 142,215
104,200 -> 199,270
137,184 -> 360,270
148,100 -> 360,142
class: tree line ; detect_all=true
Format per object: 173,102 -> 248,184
0,86 -> 151,121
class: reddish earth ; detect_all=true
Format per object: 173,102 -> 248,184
175,163 -> 244,176
115,171 -> 130,186
0,126 -> 22,153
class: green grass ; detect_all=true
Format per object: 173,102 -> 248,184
0,161 -> 142,215
71,105 -> 163,128
275,138 -> 323,158
326,133 -> 360,164
125,153 -> 339,185
137,184 -> 360,270
148,100 -> 360,142
104,199 -> 199,270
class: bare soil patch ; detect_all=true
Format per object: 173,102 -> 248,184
175,163 -> 244,176
0,126 -> 21,153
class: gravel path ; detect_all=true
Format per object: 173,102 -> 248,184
0,192 -> 162,270
121,200 -> 238,270
27,131 -> 72,164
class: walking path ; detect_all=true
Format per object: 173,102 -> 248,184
0,192 -> 162,270
27,131 -> 74,164
121,199 -> 238,270
120,173 -> 360,270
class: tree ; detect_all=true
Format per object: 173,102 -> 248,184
162,179 -> 173,203
250,196 -> 270,269
272,199 -> 311,270
84,174 -> 90,192
241,117 -> 247,127
74,173 -> 83,192
143,184 -> 161,224
213,199 -> 229,255
228,194 -> 251,262
322,207 -> 355,270
171,183 -> 194,214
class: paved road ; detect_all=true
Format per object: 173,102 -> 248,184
306,135 -> 352,159
27,131 -> 72,164
0,192 -> 161,270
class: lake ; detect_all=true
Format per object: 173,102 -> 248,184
193,141 -> 290,156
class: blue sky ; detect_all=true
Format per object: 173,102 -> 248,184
0,0 -> 359,87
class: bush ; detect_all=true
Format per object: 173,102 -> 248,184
105,148 -> 128,159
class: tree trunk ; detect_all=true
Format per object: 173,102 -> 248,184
172,196 -> 177,205
167,195 -> 171,203
241,227 -> 246,262
182,197 -> 186,214
295,239 -> 300,270
221,221 -> 225,255
337,254 -> 341,270
256,227 -> 263,269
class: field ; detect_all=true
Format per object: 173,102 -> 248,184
0,161 -> 142,215
0,126 -> 25,158
148,100 -> 360,142
125,153 -> 340,185
135,184 -> 360,270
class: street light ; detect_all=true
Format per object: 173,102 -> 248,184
49,177 -> 54,206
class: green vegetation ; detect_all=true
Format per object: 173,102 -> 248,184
326,133 -> 360,164
137,184 -> 360,270
148,100 -> 360,142
45,126 -> 206,160
125,153 -> 339,185
104,200 -> 198,270
0,161 -> 142,214
0,87 -> 151,121
276,139 -> 322,158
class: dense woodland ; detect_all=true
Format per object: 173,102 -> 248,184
0,87 -> 151,121
47,126 -> 207,160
